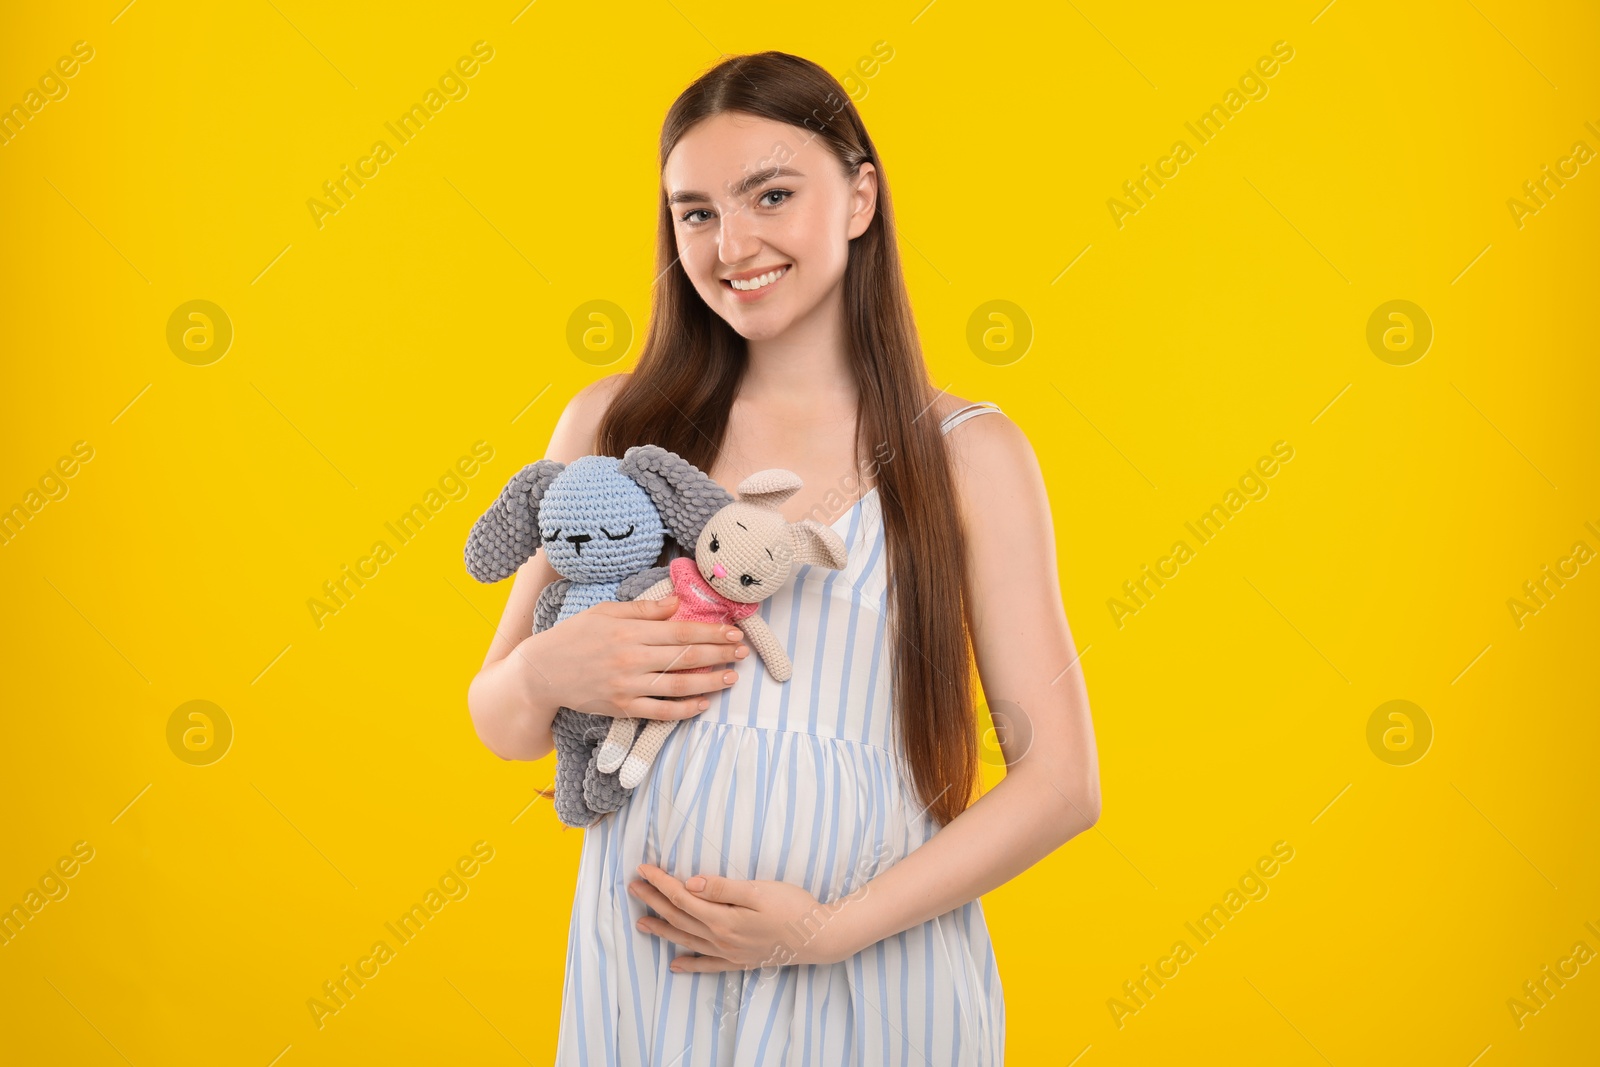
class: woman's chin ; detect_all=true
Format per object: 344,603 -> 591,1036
723,310 -> 795,342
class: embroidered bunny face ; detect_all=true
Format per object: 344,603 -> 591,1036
534,456 -> 667,583
692,501 -> 796,602
688,470 -> 849,603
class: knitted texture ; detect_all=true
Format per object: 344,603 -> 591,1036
665,556 -> 762,627
463,460 -> 558,583
543,567 -> 671,822
464,445 -> 735,828
538,456 -> 669,589
595,469 -> 851,789
618,445 -> 740,543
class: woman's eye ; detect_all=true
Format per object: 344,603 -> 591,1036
679,190 -> 790,227
601,525 -> 634,540
543,529 -> 560,541
740,574 -> 761,587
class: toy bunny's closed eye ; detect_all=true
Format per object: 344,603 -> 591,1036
595,468 -> 849,789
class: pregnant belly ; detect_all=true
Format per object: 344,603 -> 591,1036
607,719 -> 930,904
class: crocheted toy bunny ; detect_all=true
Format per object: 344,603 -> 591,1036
594,468 -> 849,789
463,444 -> 734,828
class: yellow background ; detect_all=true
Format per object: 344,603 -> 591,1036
2,0 -> 1597,1063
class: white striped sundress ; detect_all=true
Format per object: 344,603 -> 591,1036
555,401 -> 1008,1066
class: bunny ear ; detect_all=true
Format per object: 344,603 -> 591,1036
736,468 -> 804,510
464,459 -> 564,582
618,445 -> 735,547
790,520 -> 849,571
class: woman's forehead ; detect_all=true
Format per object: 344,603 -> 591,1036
663,113 -> 824,192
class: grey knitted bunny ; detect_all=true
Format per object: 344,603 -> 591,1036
463,444 -> 734,827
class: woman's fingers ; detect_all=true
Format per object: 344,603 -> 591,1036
639,917 -> 720,958
644,667 -> 740,706
629,878 -> 716,941
610,599 -> 748,673
668,953 -> 739,974
644,641 -> 746,674
622,665 -> 738,719
582,597 -> 750,718
623,695 -> 708,721
635,615 -> 744,649
636,865 -> 725,927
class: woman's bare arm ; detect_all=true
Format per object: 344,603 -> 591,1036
466,375 -> 623,761
482,375 -> 633,671
832,408 -> 1102,948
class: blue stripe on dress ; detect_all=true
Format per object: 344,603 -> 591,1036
772,571 -> 807,733
718,733 -> 739,885
566,885 -> 587,1064
924,922 -> 935,1059
746,594 -> 772,728
899,928 -> 912,1067
775,737 -> 800,884
834,588 -> 863,740
849,951 -> 865,1061
595,831 -> 614,1065
753,965 -> 793,1060
619,826 -> 649,1064
749,726 -> 770,879
862,585 -> 889,748
804,505 -> 855,737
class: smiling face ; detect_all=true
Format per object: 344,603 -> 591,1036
663,111 -> 878,342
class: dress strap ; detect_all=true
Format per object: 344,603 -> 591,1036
939,401 -> 1004,435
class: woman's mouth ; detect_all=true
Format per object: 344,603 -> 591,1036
722,265 -> 789,302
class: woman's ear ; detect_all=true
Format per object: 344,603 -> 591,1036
789,520 -> 849,572
619,445 -> 735,547
846,161 -> 878,241
464,459 -> 564,582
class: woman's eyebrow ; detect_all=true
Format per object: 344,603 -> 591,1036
668,165 -> 805,205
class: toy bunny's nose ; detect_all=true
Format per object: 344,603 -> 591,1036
712,562 -> 727,578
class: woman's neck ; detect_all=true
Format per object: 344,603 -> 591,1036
736,285 -> 856,417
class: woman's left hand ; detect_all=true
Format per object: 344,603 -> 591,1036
630,863 -> 863,972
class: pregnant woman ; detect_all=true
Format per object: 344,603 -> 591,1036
466,50 -> 1101,1066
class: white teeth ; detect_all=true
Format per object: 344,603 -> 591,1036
729,266 -> 788,291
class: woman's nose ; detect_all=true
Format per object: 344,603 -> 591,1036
718,203 -> 757,264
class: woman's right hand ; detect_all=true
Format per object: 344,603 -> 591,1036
517,594 -> 749,721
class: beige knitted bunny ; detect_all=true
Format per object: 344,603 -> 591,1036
595,469 -> 850,789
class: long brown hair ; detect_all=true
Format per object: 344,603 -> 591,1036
596,51 -> 979,828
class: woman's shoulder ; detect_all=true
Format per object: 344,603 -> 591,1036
929,394 -> 1012,424
576,372 -> 631,418
934,396 -> 1017,451
929,394 -> 1035,514
547,373 -> 633,462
